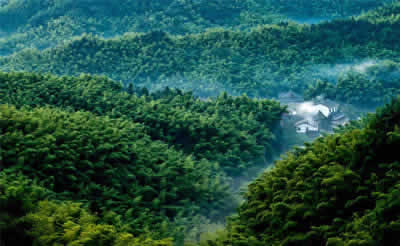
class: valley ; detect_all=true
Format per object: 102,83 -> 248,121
1,1 -> 400,246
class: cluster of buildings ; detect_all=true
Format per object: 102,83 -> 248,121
278,91 -> 349,137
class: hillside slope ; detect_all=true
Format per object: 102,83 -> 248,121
305,60 -> 400,108
0,72 -> 285,176
200,97 -> 400,245
0,71 -> 287,244
0,105 -> 222,244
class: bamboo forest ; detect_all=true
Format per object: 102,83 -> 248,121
1,1 -> 400,245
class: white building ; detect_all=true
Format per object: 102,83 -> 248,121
295,119 -> 319,133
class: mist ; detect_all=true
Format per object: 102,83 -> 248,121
289,17 -> 334,25
296,101 -> 329,119
144,76 -> 242,98
353,60 -> 378,72
309,59 -> 382,83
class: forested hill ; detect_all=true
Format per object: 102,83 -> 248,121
197,97 -> 400,246
305,60 -> 400,108
0,72 -> 285,176
0,71 -> 286,245
1,1 -> 399,246
1,2 -> 399,98
0,0 -> 392,55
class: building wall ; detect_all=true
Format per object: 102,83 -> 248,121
296,124 -> 318,133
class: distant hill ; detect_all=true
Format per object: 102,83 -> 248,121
305,60 -> 400,108
1,2 -> 400,97
0,0 -> 392,55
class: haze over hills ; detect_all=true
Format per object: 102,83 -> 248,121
1,2 -> 400,100
0,0 -> 394,55
1,1 -> 400,246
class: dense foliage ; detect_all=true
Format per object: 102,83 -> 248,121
1,2 -> 400,97
306,60 -> 400,108
0,172 -> 173,245
0,72 -> 285,175
0,104 -> 230,238
0,0 -> 391,55
200,97 -> 400,245
0,71 -> 287,245
1,1 -> 399,245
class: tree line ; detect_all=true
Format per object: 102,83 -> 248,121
0,0 -> 390,54
1,2 -> 399,98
